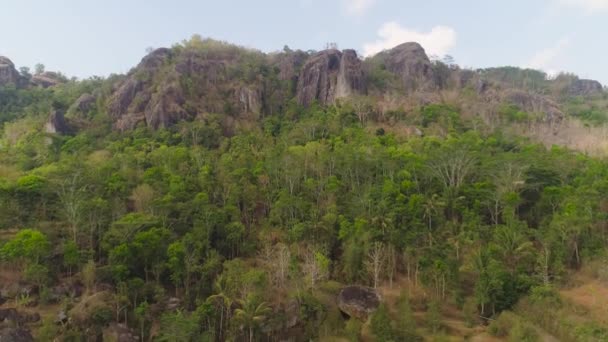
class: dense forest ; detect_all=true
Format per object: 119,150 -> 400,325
2,37 -> 608,341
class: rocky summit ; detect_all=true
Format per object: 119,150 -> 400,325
0,56 -> 21,87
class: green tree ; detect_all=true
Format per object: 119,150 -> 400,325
1,229 -> 50,265
233,296 -> 271,342
371,303 -> 395,341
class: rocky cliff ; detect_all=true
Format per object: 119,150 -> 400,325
373,42 -> 436,92
0,56 -> 21,87
3,39 -> 605,132
296,49 -> 366,106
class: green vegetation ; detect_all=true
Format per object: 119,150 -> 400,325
1,39 -> 608,341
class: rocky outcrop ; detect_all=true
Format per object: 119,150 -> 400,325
108,48 -> 175,130
378,42 -> 435,92
0,56 -> 20,87
68,93 -> 96,117
273,50 -> 309,81
236,86 -> 262,114
31,71 -> 65,88
296,49 -> 365,106
503,90 -> 564,123
568,79 -> 603,96
108,46 -> 270,130
45,110 -> 69,134
0,327 -> 34,342
337,285 -> 381,321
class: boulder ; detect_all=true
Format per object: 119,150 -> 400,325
568,79 -> 603,96
0,56 -> 20,87
377,42 -> 435,92
337,285 -> 381,321
296,49 -> 365,106
0,328 -> 34,342
31,71 -> 64,88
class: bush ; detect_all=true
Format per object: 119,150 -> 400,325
345,319 -> 362,341
488,311 -> 517,337
371,304 -> 395,341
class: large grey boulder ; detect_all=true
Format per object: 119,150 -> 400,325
337,285 -> 381,321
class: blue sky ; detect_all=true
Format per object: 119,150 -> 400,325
2,0 -> 607,84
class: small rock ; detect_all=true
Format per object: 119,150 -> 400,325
55,310 -> 68,325
166,297 -> 181,311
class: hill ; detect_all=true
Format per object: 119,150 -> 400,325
1,36 -> 608,341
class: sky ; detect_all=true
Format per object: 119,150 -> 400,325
1,0 -> 607,84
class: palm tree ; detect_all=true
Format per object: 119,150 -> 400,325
423,194 -> 443,247
206,275 -> 232,340
234,296 -> 271,342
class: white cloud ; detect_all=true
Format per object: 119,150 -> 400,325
558,0 -> 608,13
363,22 -> 457,57
342,0 -> 376,16
525,36 -> 571,72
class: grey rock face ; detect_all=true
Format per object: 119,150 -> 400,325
568,79 -> 603,96
296,49 -> 365,106
31,72 -> 64,88
503,89 -> 564,123
379,42 -> 435,92
0,56 -> 20,87
68,93 -> 97,117
45,110 -> 69,134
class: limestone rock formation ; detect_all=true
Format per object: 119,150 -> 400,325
45,110 -> 69,134
31,71 -> 65,88
378,42 -> 435,92
337,285 -> 381,321
568,79 -> 603,97
296,49 -> 365,106
0,56 -> 20,87
273,50 -> 309,81
108,46 -> 269,130
503,90 -> 564,123
68,93 -> 97,117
